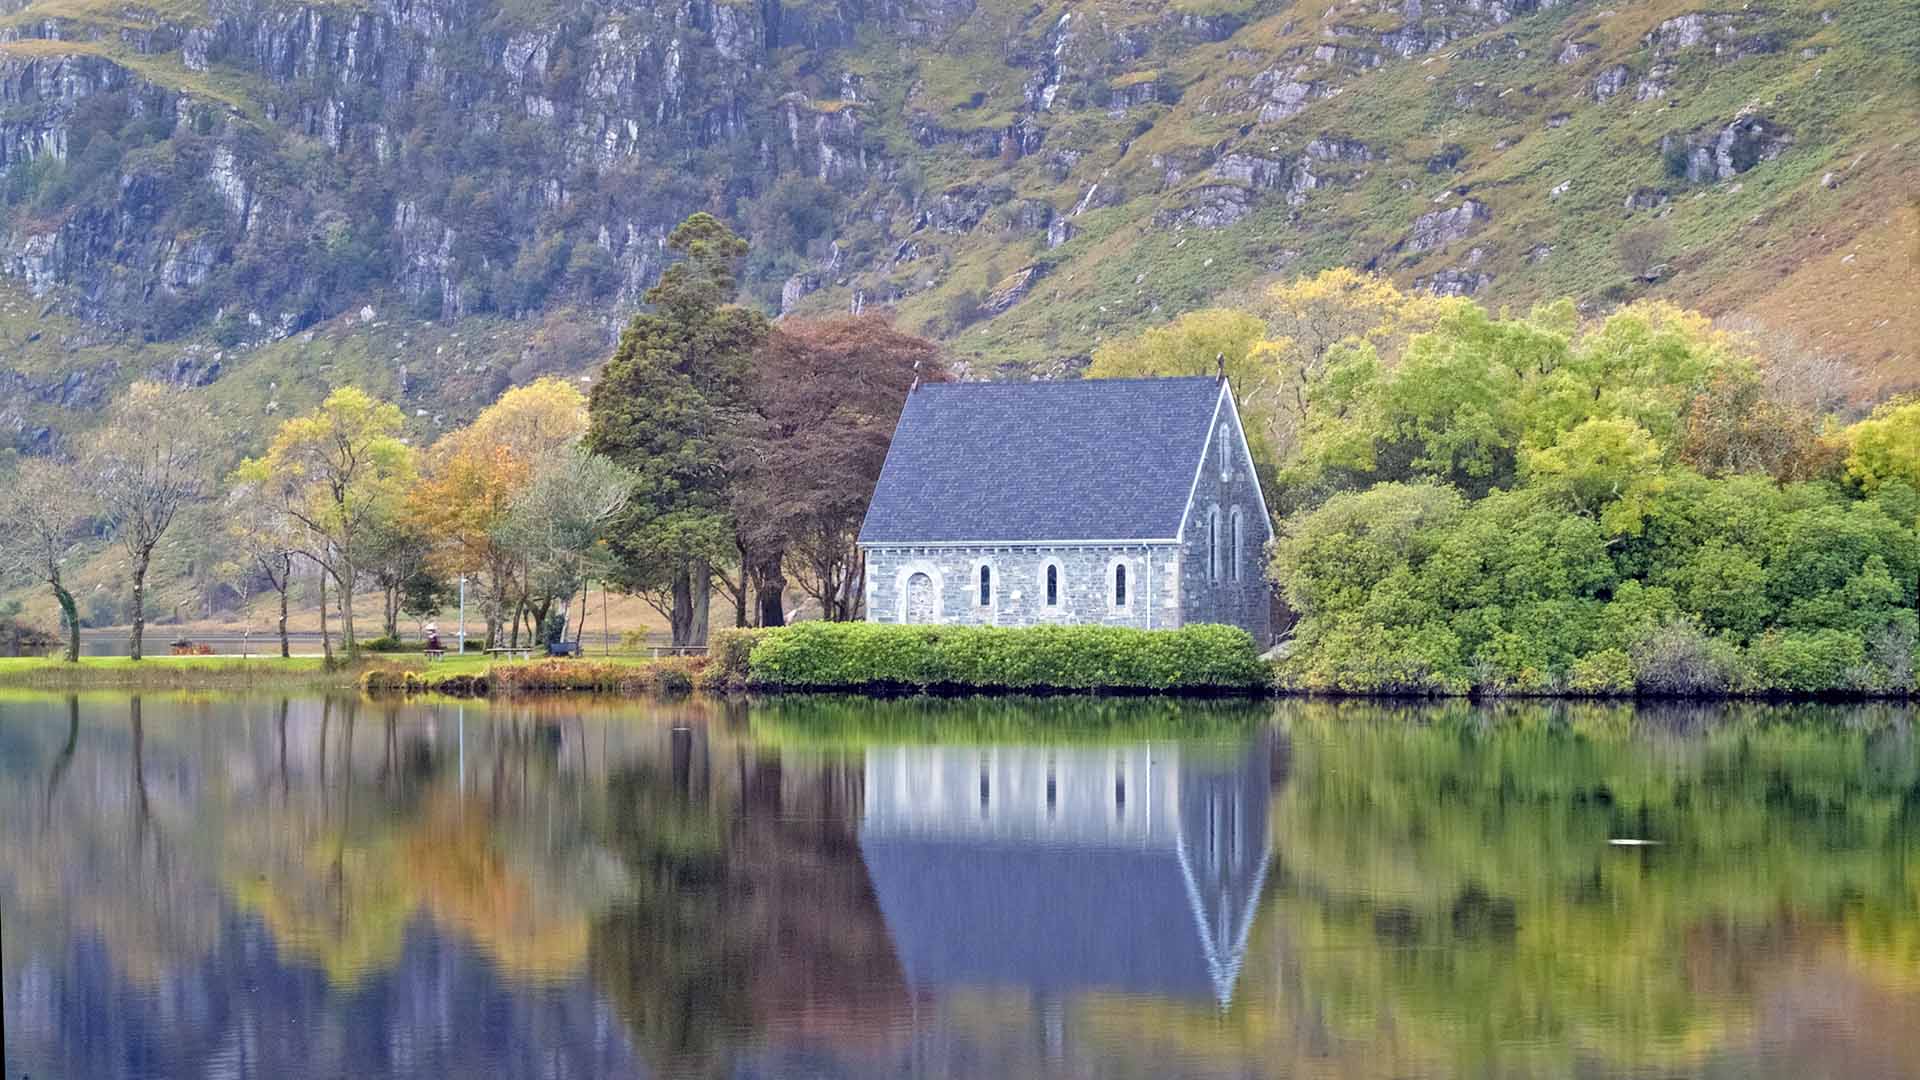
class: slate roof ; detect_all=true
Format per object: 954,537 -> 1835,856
857,376 -> 1226,544
858,839 -> 1231,1002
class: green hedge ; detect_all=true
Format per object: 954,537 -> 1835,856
744,622 -> 1269,693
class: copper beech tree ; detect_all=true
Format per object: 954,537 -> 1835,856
730,314 -> 946,623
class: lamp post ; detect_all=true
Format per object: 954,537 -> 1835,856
457,575 -> 467,654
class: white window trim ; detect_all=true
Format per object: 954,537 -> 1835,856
970,556 -> 998,623
1037,557 -> 1068,615
1107,555 -> 1136,613
893,560 -> 945,624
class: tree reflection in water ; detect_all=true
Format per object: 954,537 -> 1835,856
1,693 -> 1919,1078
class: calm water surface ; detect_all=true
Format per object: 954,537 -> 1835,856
2,693 -> 1917,1079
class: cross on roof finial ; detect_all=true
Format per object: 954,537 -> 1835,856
910,357 -> 922,393
1215,352 -> 1225,385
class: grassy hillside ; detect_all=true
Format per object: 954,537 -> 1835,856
0,0 -> 1913,632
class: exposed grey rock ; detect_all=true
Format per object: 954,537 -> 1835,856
1245,70 -> 1326,122
153,348 -> 224,388
1556,40 -> 1597,64
1405,199 -> 1489,253
981,265 -> 1042,314
780,273 -> 819,314
1664,113 -> 1791,183
1418,265 -> 1492,296
1045,218 -> 1076,248
1623,187 -> 1670,212
1157,185 -> 1252,229
1305,136 -> 1372,163
1006,199 -> 1054,232
1647,12 -> 1780,59
1592,64 -> 1631,101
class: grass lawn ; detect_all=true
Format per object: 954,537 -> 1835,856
0,651 -> 680,691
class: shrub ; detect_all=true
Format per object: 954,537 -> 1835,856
744,622 -> 1268,693
360,636 -> 412,653
360,668 -> 488,695
1283,622 -> 1469,695
362,657 -> 707,697
1568,649 -> 1635,696
1629,620 -> 1743,696
488,658 -> 708,695
700,627 -> 770,691
1746,629 -> 1866,693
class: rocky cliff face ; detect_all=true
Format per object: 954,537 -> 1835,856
0,0 -> 1912,447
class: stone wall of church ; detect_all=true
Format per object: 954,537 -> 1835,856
863,544 -> 1178,630
1176,403 -> 1274,644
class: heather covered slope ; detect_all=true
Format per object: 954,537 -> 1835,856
0,0 -> 1914,456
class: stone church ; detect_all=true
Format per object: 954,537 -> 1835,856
857,375 -> 1273,643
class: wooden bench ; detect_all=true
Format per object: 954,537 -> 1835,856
485,646 -> 534,661
545,640 -> 581,658
423,649 -> 447,663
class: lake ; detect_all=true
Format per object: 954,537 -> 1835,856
1,693 -> 1916,1079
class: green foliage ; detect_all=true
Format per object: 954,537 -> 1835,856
748,693 -> 1268,746
743,621 -> 1270,692
1273,293 -> 1920,697
1845,398 -> 1920,492
588,214 -> 768,630
699,627 -> 770,691
1566,648 -> 1634,695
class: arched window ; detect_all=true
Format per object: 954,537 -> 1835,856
1114,563 -> 1128,607
1230,507 -> 1243,582
1218,421 -> 1232,479
906,572 -> 936,624
978,564 -> 992,606
1045,563 -> 1060,607
1207,506 -> 1221,582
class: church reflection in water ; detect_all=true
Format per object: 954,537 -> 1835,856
858,730 -> 1285,1008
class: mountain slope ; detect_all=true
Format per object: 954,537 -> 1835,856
0,0 -> 1914,451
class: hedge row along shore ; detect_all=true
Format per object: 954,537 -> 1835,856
25,621 -> 1920,699
731,623 -> 1272,694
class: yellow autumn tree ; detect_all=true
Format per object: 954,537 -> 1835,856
1087,270 -> 1448,472
232,386 -> 415,658
409,377 -> 589,645
1844,398 -> 1920,493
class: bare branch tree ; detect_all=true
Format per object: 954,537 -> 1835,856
0,459 -> 92,662
86,383 -> 218,660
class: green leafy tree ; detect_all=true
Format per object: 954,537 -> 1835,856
232,387 -> 415,659
1520,417 -> 1666,537
499,445 -> 634,641
1845,398 -> 1920,492
589,213 -> 769,646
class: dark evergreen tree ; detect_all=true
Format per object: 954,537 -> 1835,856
588,213 -> 768,646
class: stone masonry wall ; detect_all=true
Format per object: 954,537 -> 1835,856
1177,398 -> 1274,643
864,544 -> 1183,629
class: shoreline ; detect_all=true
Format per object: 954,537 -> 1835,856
6,654 -> 1918,704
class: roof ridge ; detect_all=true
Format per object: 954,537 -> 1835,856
917,374 -> 1221,389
